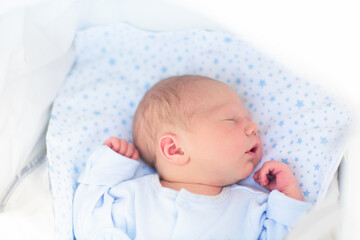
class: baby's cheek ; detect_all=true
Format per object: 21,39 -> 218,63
258,145 -> 263,159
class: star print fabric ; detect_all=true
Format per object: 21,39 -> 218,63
46,23 -> 352,239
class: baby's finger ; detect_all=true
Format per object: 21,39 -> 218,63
118,138 -> 128,155
103,138 -> 113,147
112,139 -> 122,152
131,149 -> 139,160
104,137 -> 120,152
253,170 -> 260,183
257,164 -> 273,187
124,143 -> 135,159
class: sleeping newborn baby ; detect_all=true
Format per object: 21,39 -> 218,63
73,75 -> 311,240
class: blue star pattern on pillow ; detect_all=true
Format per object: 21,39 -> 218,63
46,23 -> 351,239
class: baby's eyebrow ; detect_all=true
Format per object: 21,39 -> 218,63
205,103 -> 229,114
207,102 -> 247,117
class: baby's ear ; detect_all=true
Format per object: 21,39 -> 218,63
159,134 -> 189,165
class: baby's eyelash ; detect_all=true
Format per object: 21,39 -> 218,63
224,117 -> 238,122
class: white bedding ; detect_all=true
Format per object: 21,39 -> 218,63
47,22 -> 351,238
0,159 -> 54,240
1,0 -> 359,240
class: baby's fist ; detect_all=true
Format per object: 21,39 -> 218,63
253,161 -> 303,201
103,137 -> 139,160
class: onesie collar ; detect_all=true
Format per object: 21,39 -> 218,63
150,174 -> 230,203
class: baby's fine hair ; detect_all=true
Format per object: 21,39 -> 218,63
132,75 -> 217,168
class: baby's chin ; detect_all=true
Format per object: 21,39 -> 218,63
252,157 -> 261,169
238,160 -> 259,182
222,170 -> 256,186
208,159 -> 263,186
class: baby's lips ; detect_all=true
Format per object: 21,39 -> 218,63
246,142 -> 259,154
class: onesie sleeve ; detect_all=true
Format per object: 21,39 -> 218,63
78,145 -> 140,186
257,190 -> 312,240
73,145 -> 140,240
248,190 -> 312,240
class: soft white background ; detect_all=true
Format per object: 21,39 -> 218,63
0,0 -> 359,239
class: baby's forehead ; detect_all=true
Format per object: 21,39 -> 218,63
183,81 -> 246,113
182,78 -> 230,97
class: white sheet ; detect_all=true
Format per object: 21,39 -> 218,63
287,171 -> 341,239
0,0 -> 75,205
0,159 -> 54,239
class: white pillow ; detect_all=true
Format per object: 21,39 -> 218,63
46,23 -> 352,239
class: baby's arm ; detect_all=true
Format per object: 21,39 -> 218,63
74,140 -> 140,239
103,137 -> 139,160
253,161 -> 303,201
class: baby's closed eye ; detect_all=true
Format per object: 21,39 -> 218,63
223,117 -> 237,122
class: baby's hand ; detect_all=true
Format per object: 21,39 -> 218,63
103,137 -> 139,160
253,161 -> 303,201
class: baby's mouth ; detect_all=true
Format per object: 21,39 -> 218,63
246,143 -> 259,157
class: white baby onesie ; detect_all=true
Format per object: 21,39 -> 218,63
73,145 -> 312,240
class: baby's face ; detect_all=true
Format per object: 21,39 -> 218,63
184,82 -> 262,186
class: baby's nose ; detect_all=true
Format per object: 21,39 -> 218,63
245,122 -> 258,136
